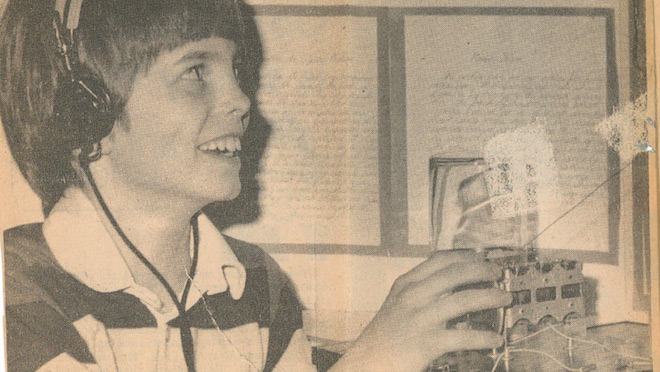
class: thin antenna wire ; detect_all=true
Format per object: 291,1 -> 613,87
507,324 -> 652,363
507,349 -> 583,372
182,267 -> 262,372
508,325 -> 553,345
519,160 -> 633,249
490,352 -> 505,372
546,324 -> 652,362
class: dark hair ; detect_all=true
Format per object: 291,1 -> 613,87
0,0 -> 247,215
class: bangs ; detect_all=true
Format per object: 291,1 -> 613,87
78,0 -> 245,104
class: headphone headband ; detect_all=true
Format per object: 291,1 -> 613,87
52,0 -> 114,156
53,0 -> 84,78
55,0 -> 84,31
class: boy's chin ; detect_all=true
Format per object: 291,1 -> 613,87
209,180 -> 242,203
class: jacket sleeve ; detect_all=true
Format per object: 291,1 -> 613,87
4,224 -> 96,372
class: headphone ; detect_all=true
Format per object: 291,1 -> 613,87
52,0 -> 114,162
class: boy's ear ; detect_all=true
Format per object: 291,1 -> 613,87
71,118 -> 120,165
98,121 -> 119,155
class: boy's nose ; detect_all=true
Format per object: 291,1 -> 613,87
226,84 -> 251,119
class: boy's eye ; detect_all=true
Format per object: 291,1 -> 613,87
182,65 -> 204,81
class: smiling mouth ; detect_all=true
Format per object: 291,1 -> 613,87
198,136 -> 241,157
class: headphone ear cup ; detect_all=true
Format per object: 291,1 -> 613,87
53,76 -> 115,151
74,78 -> 114,145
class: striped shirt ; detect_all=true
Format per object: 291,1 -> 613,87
3,188 -> 316,372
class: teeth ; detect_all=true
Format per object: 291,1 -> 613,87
198,137 -> 241,153
226,138 -> 236,152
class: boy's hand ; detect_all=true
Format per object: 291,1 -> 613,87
330,250 -> 512,372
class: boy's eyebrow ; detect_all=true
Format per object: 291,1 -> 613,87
175,51 -> 220,65
174,48 -> 236,66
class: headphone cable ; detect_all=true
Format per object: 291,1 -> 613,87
80,151 -> 199,372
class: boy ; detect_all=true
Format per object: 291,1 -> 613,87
0,0 -> 511,370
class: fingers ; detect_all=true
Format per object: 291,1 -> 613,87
443,288 -> 512,318
429,260 -> 502,294
415,288 -> 511,324
394,260 -> 503,304
404,288 -> 510,328
394,250 -> 484,290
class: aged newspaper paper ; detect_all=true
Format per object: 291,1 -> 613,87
1,0 -> 658,371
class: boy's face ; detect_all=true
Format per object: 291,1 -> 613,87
103,37 -> 250,206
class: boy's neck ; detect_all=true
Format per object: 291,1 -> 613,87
76,168 -> 201,311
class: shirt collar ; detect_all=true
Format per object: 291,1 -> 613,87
43,188 -> 246,303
